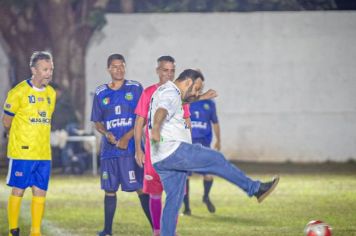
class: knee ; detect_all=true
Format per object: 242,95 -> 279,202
11,188 -> 25,197
204,175 -> 214,181
105,191 -> 116,197
150,193 -> 162,198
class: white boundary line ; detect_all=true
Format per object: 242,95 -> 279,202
22,202 -> 80,236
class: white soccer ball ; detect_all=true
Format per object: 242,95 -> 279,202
304,220 -> 332,236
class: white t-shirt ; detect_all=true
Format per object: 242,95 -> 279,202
148,81 -> 192,164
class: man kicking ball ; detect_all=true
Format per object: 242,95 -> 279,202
148,69 -> 279,236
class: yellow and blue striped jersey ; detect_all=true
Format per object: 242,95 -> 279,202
3,79 -> 56,160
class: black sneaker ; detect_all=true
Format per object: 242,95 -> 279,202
254,176 -> 280,203
97,230 -> 112,236
202,196 -> 216,213
182,208 -> 192,216
9,228 -> 20,236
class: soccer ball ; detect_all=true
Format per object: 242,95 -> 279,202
304,220 -> 332,236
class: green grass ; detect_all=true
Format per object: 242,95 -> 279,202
1,172 -> 356,235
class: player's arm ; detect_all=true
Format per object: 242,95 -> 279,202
2,113 -> 13,134
94,122 -> 117,145
185,117 -> 192,133
213,123 -> 221,151
151,108 -> 168,142
134,115 -> 146,167
199,89 -> 217,101
182,89 -> 218,104
116,128 -> 134,150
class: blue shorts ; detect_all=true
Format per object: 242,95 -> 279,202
6,159 -> 51,191
100,157 -> 143,192
192,138 -> 211,148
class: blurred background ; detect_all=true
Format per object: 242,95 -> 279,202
1,0 -> 356,174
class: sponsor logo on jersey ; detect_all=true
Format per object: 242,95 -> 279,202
38,110 -> 47,117
38,97 -> 44,102
102,97 -> 110,105
106,118 -> 132,129
145,174 -> 153,181
125,92 -> 133,101
102,171 -> 108,180
203,103 -> 210,110
191,121 -> 208,129
15,171 -> 23,177
29,117 -> 51,124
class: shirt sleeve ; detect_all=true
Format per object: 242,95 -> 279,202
210,100 -> 219,124
3,89 -> 20,116
135,89 -> 149,118
90,94 -> 103,122
183,104 -> 191,118
156,88 -> 178,121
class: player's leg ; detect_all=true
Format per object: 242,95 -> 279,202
8,188 -> 24,236
6,159 -> 34,236
98,158 -> 119,236
30,187 -> 46,236
119,156 -> 153,230
137,190 -> 153,229
153,164 -> 187,236
149,193 -> 162,236
168,143 -> 279,202
202,174 -> 215,213
182,175 -> 191,215
29,160 -> 51,236
143,159 -> 164,235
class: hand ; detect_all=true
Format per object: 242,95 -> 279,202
116,136 -> 129,149
105,132 -> 117,145
200,89 -> 218,100
151,127 -> 161,143
214,140 -> 221,151
135,148 -> 145,168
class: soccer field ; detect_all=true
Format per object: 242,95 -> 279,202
1,168 -> 356,236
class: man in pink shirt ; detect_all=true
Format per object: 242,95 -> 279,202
134,56 -> 190,236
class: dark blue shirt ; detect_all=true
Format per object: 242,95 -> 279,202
91,80 -> 143,159
189,99 -> 218,146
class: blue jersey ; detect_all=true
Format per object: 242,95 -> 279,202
189,99 -> 218,146
91,80 -> 143,159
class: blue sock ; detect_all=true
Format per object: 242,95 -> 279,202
203,179 -> 213,199
104,194 -> 117,234
138,193 -> 153,229
183,179 -> 190,210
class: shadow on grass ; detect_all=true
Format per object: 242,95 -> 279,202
231,160 -> 356,175
185,213 -> 264,226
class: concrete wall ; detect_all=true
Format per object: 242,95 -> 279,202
0,43 -> 9,156
84,11 -> 356,162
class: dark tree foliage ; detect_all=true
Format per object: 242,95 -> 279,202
0,0 -> 109,123
106,0 -> 342,13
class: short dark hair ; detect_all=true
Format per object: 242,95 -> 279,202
157,55 -> 175,64
176,69 -> 205,83
29,51 -> 52,67
107,54 -> 126,68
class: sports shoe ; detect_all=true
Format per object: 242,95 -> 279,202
97,230 -> 112,236
182,208 -> 191,216
202,196 -> 216,213
254,176 -> 280,203
9,228 -> 20,236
